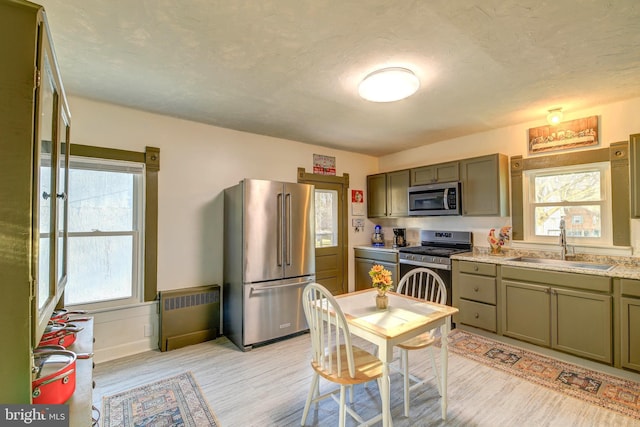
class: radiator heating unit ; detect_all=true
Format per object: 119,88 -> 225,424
159,284 -> 220,351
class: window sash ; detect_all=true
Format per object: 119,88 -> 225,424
65,157 -> 145,309
523,162 -> 611,245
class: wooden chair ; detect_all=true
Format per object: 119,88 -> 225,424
300,283 -> 384,427
394,267 -> 447,417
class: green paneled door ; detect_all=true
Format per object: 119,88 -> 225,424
552,288 -> 612,363
501,280 -> 550,346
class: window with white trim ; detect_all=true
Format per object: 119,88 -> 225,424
65,157 -> 145,308
523,162 -> 611,245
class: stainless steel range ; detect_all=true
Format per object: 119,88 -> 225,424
398,230 -> 473,306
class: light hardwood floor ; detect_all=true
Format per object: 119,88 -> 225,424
93,331 -> 640,427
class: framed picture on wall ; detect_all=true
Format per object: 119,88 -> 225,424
528,115 -> 599,154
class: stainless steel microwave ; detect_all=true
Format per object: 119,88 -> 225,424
408,182 -> 461,216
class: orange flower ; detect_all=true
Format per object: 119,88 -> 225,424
369,264 -> 393,293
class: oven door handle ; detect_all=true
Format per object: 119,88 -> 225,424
399,258 -> 451,271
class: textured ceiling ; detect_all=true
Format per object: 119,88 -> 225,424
37,0 -> 640,156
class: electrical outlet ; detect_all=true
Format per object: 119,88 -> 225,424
352,218 -> 364,227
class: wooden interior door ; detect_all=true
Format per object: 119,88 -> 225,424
298,168 -> 349,295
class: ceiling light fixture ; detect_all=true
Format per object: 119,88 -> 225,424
358,67 -> 420,102
546,108 -> 563,125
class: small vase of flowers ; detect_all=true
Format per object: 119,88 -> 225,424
369,264 -> 393,309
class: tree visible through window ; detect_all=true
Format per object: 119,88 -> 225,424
525,163 -> 610,243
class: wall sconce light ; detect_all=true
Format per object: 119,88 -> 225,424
358,67 -> 420,102
546,108 -> 563,125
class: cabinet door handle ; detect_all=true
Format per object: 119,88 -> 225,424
474,313 -> 479,319
42,191 -> 50,200
473,265 -> 479,271
56,192 -> 67,200
474,286 -> 479,292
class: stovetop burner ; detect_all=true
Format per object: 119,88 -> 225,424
399,246 -> 470,257
398,230 -> 473,267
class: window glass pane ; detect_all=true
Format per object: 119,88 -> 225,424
65,235 -> 134,305
534,206 -> 601,237
315,189 -> 338,248
66,157 -> 144,308
534,171 -> 601,203
68,169 -> 134,232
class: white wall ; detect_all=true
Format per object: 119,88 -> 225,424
68,96 -> 378,361
72,95 -> 640,361
375,96 -> 640,254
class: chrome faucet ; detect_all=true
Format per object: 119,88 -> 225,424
559,216 -> 567,260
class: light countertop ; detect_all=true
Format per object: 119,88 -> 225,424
354,244 -> 398,252
452,249 -> 640,280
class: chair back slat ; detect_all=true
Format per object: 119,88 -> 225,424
396,267 -> 446,305
302,283 -> 356,378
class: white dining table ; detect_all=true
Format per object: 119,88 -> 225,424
334,289 -> 459,426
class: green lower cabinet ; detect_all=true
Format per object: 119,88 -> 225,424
354,248 -> 398,292
501,280 -> 551,347
501,272 -> 612,364
621,296 -> 640,371
553,288 -> 612,363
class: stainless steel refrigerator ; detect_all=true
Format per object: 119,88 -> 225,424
223,179 -> 315,351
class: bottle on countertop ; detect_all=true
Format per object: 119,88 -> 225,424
371,225 -> 384,247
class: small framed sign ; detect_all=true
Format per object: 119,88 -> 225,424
351,189 -> 364,216
313,154 -> 336,175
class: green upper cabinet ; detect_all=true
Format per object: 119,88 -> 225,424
629,133 -> 640,217
460,153 -> 509,216
410,161 -> 459,186
387,169 -> 410,217
367,173 -> 387,217
367,169 -> 409,218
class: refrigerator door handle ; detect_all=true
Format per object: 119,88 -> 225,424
285,192 -> 292,266
277,192 -> 283,266
250,282 -> 303,291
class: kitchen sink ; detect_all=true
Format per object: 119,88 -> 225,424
507,257 -> 615,271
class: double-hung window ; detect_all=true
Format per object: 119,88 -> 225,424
523,162 -> 611,245
65,157 -> 145,308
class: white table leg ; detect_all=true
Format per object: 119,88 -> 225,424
440,317 -> 450,420
380,342 -> 393,427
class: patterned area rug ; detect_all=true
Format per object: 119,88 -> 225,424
102,371 -> 220,427
446,330 -> 640,420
